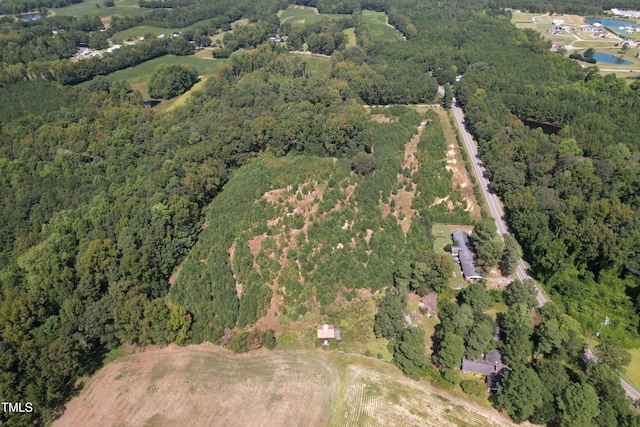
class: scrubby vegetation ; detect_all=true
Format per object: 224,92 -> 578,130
2,0 -> 640,424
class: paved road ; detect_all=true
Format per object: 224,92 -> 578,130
450,100 -> 547,306
450,98 -> 640,401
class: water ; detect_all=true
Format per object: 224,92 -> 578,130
592,52 -> 633,65
18,13 -> 42,21
585,17 -> 640,34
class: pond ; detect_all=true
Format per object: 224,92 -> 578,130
592,52 -> 633,65
17,13 -> 42,21
585,17 -> 640,34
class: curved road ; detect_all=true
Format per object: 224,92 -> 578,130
450,97 -> 640,401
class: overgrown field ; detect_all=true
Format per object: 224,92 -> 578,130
362,10 -> 404,42
54,345 -> 516,427
333,364 -> 513,426
278,5 -> 350,28
170,107 -> 474,342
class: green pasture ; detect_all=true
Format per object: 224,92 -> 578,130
362,10 -> 404,42
51,0 -> 148,19
278,5 -> 349,28
102,54 -> 223,84
621,348 -> 640,394
510,11 -> 537,22
304,55 -> 332,76
343,27 -> 356,47
571,40 -> 619,48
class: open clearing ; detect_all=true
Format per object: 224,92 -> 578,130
55,345 -> 516,427
278,5 -> 350,28
362,10 -> 404,42
102,55 -> 223,84
51,0 -> 147,18
622,348 -> 640,394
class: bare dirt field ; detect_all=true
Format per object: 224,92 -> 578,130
53,344 -> 340,427
55,345 -> 518,427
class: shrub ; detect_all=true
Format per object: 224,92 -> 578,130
460,379 -> 485,396
352,152 -> 376,175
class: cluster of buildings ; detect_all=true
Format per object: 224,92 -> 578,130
611,8 -> 640,18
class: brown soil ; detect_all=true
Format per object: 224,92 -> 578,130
53,345 -> 340,427
381,121 -> 427,234
438,110 -> 481,220
370,114 -> 398,123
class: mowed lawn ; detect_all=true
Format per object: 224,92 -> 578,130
278,5 -> 349,28
54,344 -> 516,427
362,10 -> 404,42
622,348 -> 640,393
102,54 -> 223,85
51,0 -> 148,18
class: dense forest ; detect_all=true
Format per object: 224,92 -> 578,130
1,0 -> 640,424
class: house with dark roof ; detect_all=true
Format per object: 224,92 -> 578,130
461,349 -> 510,391
451,231 -> 484,282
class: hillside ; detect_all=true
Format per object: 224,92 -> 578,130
170,106 -> 474,343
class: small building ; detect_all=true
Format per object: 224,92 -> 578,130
317,324 -> 342,345
451,231 -> 484,282
552,19 -> 564,26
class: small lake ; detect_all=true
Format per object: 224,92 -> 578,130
592,52 -> 633,65
585,17 -> 640,34
17,13 -> 42,21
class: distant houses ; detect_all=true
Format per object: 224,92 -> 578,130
451,231 -> 484,282
317,324 -> 342,346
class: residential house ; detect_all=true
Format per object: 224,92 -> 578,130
451,231 -> 484,282
461,349 -> 511,391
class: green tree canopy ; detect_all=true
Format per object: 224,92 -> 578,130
148,64 -> 199,100
496,367 -> 544,423
389,327 -> 429,380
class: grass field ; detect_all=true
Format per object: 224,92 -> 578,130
362,10 -> 404,42
54,345 -> 516,427
51,0 -> 147,19
622,348 -> 640,393
103,54 -> 223,84
344,27 -> 357,47
85,54 -> 223,100
278,5 -> 349,28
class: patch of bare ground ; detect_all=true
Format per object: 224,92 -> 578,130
382,121 -> 427,234
53,345 -> 341,427
438,110 -> 481,220
228,240 -> 243,298
370,114 -> 399,123
485,267 -> 512,291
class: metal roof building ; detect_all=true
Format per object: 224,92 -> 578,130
451,230 -> 484,281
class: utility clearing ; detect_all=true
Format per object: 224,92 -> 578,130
54,345 -> 517,427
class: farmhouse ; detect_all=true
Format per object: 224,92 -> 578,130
623,37 -> 638,46
317,324 -> 342,345
451,231 -> 484,282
